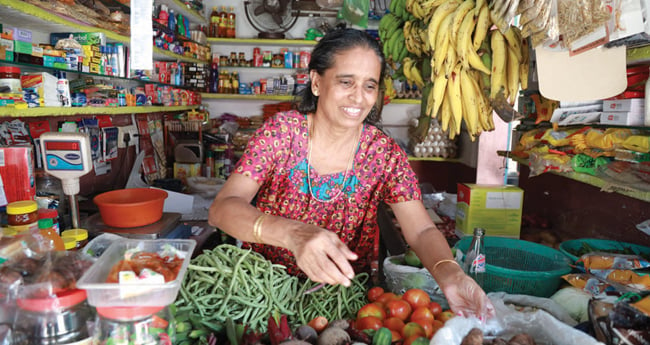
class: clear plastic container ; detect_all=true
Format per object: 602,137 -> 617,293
76,239 -> 196,307
92,305 -> 175,345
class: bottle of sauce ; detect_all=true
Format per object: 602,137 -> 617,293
227,6 -> 236,38
463,227 -> 486,287
37,218 -> 65,251
209,6 -> 220,37
231,72 -> 239,94
7,200 -> 38,231
218,6 -> 228,37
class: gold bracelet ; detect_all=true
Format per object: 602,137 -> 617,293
431,259 -> 460,274
252,214 -> 266,243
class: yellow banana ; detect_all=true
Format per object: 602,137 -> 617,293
449,0 -> 476,45
403,57 -> 414,85
440,91 -> 452,132
433,14 -> 452,75
519,36 -> 530,90
506,45 -> 520,106
430,71 -> 448,119
472,72 -> 491,131
472,3 -> 490,51
466,45 -> 491,74
445,42 -> 457,78
456,8 -> 476,68
475,0 -> 485,12
427,0 -> 461,53
460,67 -> 479,136
490,30 -> 507,100
447,63 -> 463,135
410,63 -> 426,89
503,26 -> 522,63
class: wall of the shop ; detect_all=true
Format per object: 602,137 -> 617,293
517,164 -> 650,247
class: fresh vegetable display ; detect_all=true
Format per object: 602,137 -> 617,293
174,244 -> 370,335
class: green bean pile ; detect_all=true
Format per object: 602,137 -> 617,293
294,273 -> 369,325
175,244 -> 300,333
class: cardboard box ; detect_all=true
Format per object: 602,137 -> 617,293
0,146 -> 36,205
600,111 -> 645,126
602,98 -> 644,112
49,32 -> 106,46
455,183 -> 524,238
21,72 -> 60,107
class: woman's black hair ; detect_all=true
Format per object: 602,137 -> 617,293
297,28 -> 386,126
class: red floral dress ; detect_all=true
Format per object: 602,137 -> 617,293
234,110 -> 421,277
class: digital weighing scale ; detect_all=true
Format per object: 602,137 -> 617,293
40,132 -> 93,229
81,212 -> 192,240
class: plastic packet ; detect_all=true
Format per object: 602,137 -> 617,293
431,293 -> 603,345
563,273 -> 618,295
588,269 -> 650,291
608,295 -> 650,344
557,0 -> 611,48
340,0 -> 369,28
577,252 -> 650,270
528,151 -> 572,177
571,154 -> 609,175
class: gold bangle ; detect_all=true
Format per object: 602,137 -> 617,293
431,259 -> 460,274
253,214 -> 266,243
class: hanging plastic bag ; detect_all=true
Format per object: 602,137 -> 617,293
316,0 -> 343,9
340,0 -> 369,28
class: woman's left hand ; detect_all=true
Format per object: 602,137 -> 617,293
441,272 -> 495,320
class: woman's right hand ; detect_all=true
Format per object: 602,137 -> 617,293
287,224 -> 358,287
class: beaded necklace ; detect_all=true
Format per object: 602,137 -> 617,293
306,121 -> 360,203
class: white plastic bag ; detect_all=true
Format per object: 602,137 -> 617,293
430,293 -> 605,345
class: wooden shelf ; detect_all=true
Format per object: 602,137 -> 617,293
390,99 -> 421,104
0,105 -> 199,118
407,156 -> 460,162
0,0 -> 208,64
501,152 -> 650,203
201,93 -> 296,101
207,37 -> 318,46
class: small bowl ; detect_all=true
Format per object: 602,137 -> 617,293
94,188 -> 168,228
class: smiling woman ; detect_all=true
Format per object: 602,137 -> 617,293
208,28 -> 494,321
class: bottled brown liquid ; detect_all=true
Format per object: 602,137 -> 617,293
218,6 -> 228,37
227,6 -> 236,38
209,6 -> 220,37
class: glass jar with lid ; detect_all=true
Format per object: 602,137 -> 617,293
6,200 -> 38,229
92,306 -> 176,345
61,229 -> 89,251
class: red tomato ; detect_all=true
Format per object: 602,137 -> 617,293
383,317 -> 405,332
357,303 -> 387,320
402,289 -> 431,309
355,316 -> 383,331
401,322 -> 426,339
402,335 -> 423,345
430,320 -> 444,338
427,301 -> 443,318
367,286 -> 384,302
386,299 -> 412,321
437,310 -> 455,323
390,329 -> 403,342
409,306 -> 435,324
308,316 -> 328,333
376,292 -> 401,305
410,318 -> 434,338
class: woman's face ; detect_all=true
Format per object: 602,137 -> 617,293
310,46 -> 382,129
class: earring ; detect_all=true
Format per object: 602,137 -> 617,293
313,89 -> 319,96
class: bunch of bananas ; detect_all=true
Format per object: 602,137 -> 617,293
403,20 -> 430,58
402,56 -> 426,89
379,13 -> 407,64
410,0 -> 529,140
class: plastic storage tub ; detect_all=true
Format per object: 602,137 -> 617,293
455,236 -> 572,297
77,239 -> 196,307
559,238 -> 650,263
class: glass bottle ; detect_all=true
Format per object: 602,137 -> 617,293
463,227 -> 486,287
37,218 -> 65,251
227,6 -> 236,38
209,6 -> 220,37
218,6 -> 228,37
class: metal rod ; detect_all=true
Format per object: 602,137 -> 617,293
69,194 -> 80,229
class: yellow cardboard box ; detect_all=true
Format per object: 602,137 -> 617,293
455,183 -> 524,238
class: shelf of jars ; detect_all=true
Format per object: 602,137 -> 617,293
0,105 -> 199,118
500,152 -> 650,203
0,0 -> 209,64
207,37 -> 318,46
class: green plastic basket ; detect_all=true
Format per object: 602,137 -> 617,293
455,236 -> 572,297
559,238 -> 650,263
